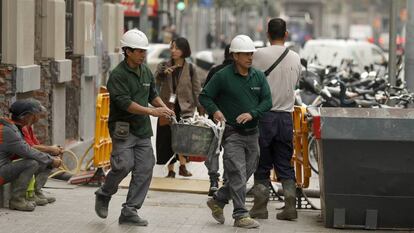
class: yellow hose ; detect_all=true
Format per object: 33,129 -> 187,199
49,143 -> 94,178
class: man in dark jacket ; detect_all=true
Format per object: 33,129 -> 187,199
204,45 -> 232,86
0,100 -> 62,211
203,45 -> 231,196
14,99 -> 64,206
200,35 -> 272,229
94,29 -> 174,227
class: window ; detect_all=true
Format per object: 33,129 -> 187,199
65,0 -> 74,54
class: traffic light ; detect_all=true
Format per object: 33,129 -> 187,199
176,0 -> 186,11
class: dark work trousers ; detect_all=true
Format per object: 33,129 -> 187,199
205,151 -> 220,181
214,132 -> 260,219
0,159 -> 39,197
96,134 -> 155,217
254,111 -> 295,182
35,163 -> 53,192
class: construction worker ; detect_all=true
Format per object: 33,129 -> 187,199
11,99 -> 63,206
0,100 -> 62,211
250,18 -> 301,220
203,44 -> 232,196
94,29 -> 174,226
199,35 -> 272,229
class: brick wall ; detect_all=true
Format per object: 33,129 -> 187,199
65,55 -> 82,142
0,57 -> 83,146
0,65 -> 14,117
15,59 -> 54,144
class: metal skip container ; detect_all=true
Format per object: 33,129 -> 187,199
311,107 -> 414,230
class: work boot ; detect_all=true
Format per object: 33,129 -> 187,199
95,192 -> 111,219
179,165 -> 192,177
35,190 -> 56,203
249,183 -> 269,219
206,198 -> 225,224
10,168 -> 38,212
233,216 -> 260,229
34,168 -> 56,204
27,193 -> 48,206
276,179 -> 298,220
208,179 -> 219,196
119,214 -> 148,226
9,196 -> 36,211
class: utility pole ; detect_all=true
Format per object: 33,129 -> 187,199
388,0 -> 398,88
140,0 -> 148,36
262,0 -> 268,45
406,0 -> 414,92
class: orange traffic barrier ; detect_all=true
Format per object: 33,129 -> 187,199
93,88 -> 112,169
292,106 -> 312,188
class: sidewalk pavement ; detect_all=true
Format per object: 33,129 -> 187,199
0,117 -> 407,232
0,179 -> 403,233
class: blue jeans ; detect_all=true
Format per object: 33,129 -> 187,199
254,111 -> 295,182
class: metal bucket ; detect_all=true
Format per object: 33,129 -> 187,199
171,123 -> 216,156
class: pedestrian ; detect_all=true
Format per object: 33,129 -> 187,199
94,29 -> 174,226
14,99 -> 64,206
161,25 -> 172,44
169,25 -> 179,40
0,100 -> 62,211
249,18 -> 301,221
219,34 -> 227,49
203,44 -> 232,196
199,35 -> 272,229
154,37 -> 202,178
206,32 -> 214,49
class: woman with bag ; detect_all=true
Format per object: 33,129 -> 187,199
155,37 -> 202,178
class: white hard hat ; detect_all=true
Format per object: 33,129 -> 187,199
229,35 -> 257,53
120,29 -> 149,50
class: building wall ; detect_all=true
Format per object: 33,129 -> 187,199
0,66 -> 14,116
0,0 -> 123,148
16,59 -> 55,144
280,0 -> 392,39
65,55 -> 82,142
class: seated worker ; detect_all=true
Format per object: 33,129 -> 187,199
0,100 -> 62,211
10,99 -> 64,205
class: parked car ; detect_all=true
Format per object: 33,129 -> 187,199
146,43 -> 171,73
300,39 -> 387,72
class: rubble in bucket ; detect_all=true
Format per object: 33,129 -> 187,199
170,112 -> 225,156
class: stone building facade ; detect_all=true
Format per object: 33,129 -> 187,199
0,0 -> 123,153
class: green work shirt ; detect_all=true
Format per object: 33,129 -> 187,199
199,63 -> 272,131
107,60 -> 158,138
